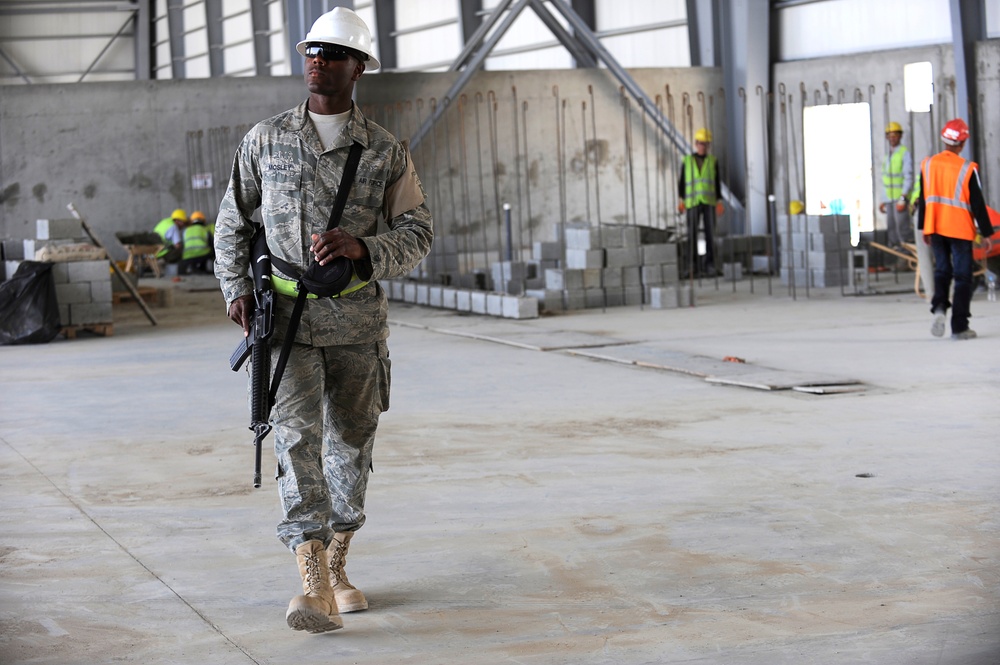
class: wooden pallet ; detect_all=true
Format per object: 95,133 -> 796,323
60,323 -> 114,339
113,286 -> 159,305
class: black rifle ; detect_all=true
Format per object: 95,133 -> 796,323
229,230 -> 274,488
228,142 -> 363,487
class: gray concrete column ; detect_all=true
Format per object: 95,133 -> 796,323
719,0 -> 771,236
949,0 -> 986,162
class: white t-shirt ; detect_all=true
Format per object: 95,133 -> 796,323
308,109 -> 351,152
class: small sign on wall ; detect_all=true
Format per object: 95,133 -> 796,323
191,173 -> 213,190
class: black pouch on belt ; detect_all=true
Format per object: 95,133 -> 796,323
282,141 -> 364,298
300,256 -> 354,297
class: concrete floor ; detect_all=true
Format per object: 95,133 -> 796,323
1,273 -> 998,665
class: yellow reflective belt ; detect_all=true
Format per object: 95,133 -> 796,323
271,274 -> 369,299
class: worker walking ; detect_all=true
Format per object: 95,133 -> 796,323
879,121 -> 914,250
917,118 -> 993,340
678,128 -> 724,277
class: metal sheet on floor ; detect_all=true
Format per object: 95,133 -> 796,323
565,344 -> 762,377
434,328 -> 633,351
706,371 -> 863,391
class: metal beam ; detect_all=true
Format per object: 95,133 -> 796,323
410,0 -> 530,150
78,11 -> 136,82
166,0 -> 185,78
0,46 -> 32,84
686,0 -> 717,66
373,0 -> 397,70
949,0 -> 986,163
249,0 -> 271,75
450,0 -> 517,71
205,0 -> 224,76
134,0 -> 150,79
457,0 -> 483,48
0,0 -> 137,14
526,0 -> 596,68
718,0 -> 770,234
545,0 -> 742,215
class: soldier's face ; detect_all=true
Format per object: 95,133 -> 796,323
304,46 -> 364,98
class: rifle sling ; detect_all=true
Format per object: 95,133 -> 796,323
267,141 -> 364,409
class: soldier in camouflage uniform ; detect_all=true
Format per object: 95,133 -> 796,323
214,7 -> 432,634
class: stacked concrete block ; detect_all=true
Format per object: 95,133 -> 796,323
501,295 -> 538,319
11,219 -> 114,327
532,241 -> 562,261
649,286 -> 679,309
53,260 -> 113,325
2,238 -> 25,281
564,248 -> 604,269
531,223 -> 681,312
490,260 -> 531,295
778,215 -> 851,288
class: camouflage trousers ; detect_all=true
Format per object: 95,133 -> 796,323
264,340 -> 391,552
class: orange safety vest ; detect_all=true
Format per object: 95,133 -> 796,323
921,150 -> 978,240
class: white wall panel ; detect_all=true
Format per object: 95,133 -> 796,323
778,0 -> 951,61
597,0 -> 688,67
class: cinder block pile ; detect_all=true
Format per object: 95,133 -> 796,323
385,222 -> 680,319
4,219 -> 113,327
525,222 -> 680,312
777,214 -> 851,288
382,278 -> 539,320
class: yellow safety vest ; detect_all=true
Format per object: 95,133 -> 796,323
683,154 -> 717,207
882,145 -> 909,199
182,224 -> 211,259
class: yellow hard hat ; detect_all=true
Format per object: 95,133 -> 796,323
190,210 -> 206,222
789,200 -> 804,215
885,121 -> 903,134
694,128 -> 712,143
171,208 -> 188,221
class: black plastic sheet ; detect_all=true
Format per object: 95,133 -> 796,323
0,261 -> 61,345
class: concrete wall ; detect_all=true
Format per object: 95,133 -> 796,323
773,40 -> 1000,235
0,77 -> 305,259
362,67 -> 724,271
0,67 -> 722,267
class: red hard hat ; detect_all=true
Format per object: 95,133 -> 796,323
941,118 -> 969,145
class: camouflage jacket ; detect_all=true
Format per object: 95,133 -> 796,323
215,101 -> 433,346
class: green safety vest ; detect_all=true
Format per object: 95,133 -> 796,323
683,154 -> 717,207
154,218 -> 176,258
882,145 -> 909,199
182,223 -> 211,260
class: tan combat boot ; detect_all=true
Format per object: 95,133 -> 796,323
327,532 -> 368,612
286,540 -> 343,633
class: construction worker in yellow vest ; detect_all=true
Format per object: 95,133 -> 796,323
879,121 -> 914,248
153,208 -> 187,264
677,128 -> 724,277
179,210 -> 213,274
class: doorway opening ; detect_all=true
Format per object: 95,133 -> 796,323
802,102 -> 873,245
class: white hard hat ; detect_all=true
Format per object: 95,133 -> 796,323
296,7 -> 380,72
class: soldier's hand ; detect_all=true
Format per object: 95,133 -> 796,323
311,228 -> 369,264
228,294 -> 254,337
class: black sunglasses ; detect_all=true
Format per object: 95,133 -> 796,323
304,43 -> 353,61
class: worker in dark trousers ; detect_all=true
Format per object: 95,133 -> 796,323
678,128 -> 724,277
917,118 -> 993,340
